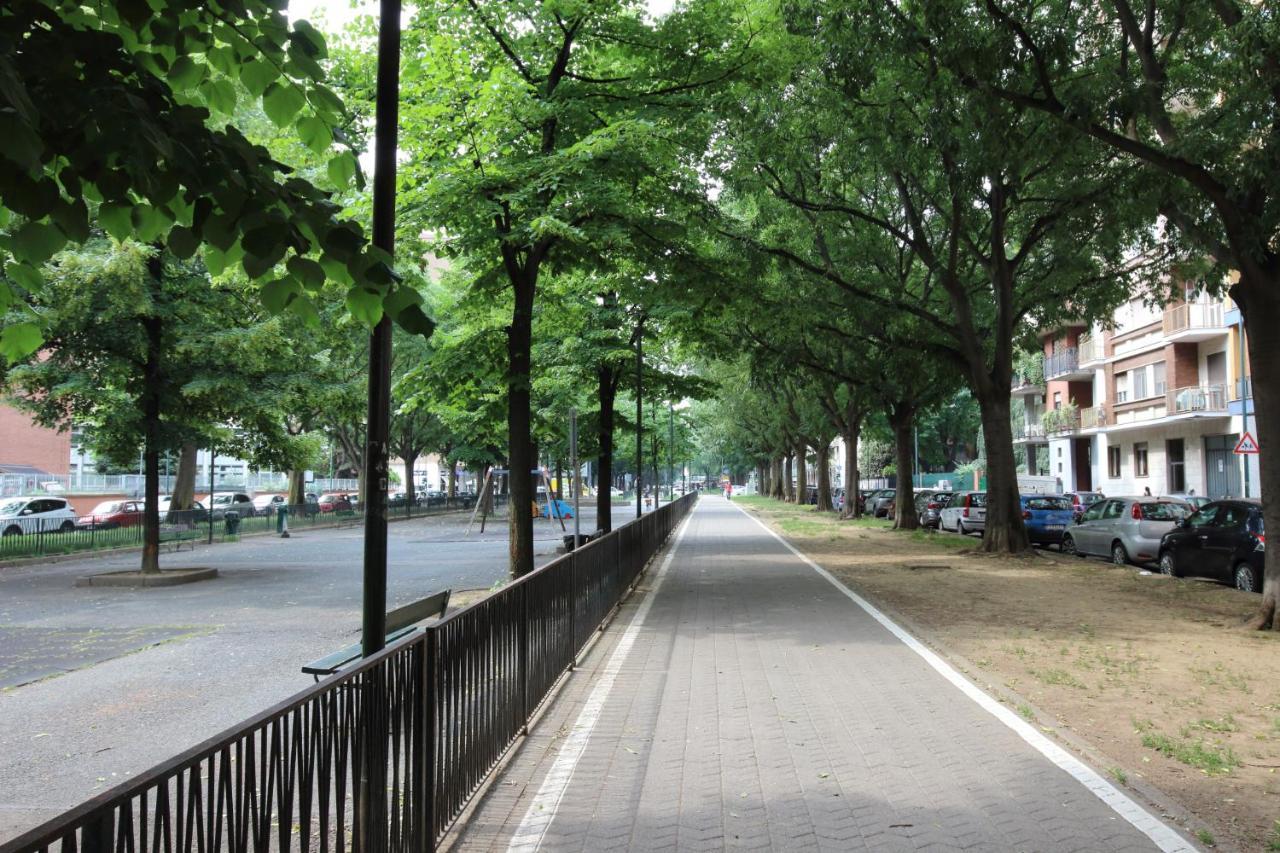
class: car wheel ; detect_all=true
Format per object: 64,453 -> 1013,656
1111,541 -> 1129,566
2,525 -> 21,537
1061,535 -> 1078,557
1234,563 -> 1259,593
957,519 -> 967,535
59,521 -> 75,533
1159,551 -> 1179,578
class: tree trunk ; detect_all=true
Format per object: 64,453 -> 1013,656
447,458 -> 457,498
757,462 -> 767,496
783,453 -> 794,502
795,441 -> 809,505
770,455 -> 784,499
403,450 -> 418,511
168,441 -> 197,522
597,365 -> 616,532
1235,271 -> 1280,629
288,469 -> 307,505
975,388 -> 1029,552
554,458 -> 563,501
507,277 -> 536,578
140,313 -> 162,574
890,404 -> 919,530
815,442 -> 833,511
841,416 -> 861,519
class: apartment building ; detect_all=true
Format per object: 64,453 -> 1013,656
1014,288 -> 1259,500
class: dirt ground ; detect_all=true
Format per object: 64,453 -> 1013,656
738,496 -> 1280,852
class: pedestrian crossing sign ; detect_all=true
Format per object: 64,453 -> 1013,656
1234,432 -> 1260,454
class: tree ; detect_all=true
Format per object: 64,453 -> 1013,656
904,0 -> 1280,627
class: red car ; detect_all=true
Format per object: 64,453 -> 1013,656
317,493 -> 353,513
77,500 -> 144,529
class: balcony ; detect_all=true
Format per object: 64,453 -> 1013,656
1167,383 -> 1228,415
1080,406 -> 1106,430
1012,420 -> 1047,443
1041,406 -> 1081,435
1077,334 -> 1103,366
1162,302 -> 1227,341
1044,347 -> 1092,381
1235,375 -> 1253,401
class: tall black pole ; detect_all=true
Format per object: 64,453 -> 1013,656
361,0 -> 400,660
668,401 -> 675,502
635,320 -> 643,519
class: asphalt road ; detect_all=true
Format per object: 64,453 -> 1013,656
0,504 -> 638,842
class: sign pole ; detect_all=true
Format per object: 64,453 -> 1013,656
570,408 -> 580,548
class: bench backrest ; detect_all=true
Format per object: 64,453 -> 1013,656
386,589 -> 451,633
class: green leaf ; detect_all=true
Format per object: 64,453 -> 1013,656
0,322 -> 43,363
240,59 -> 277,97
50,198 -> 90,243
346,286 -> 383,326
327,151 -> 357,188
296,116 -> 333,156
4,260 -> 43,292
167,225 -> 199,259
263,82 -> 305,127
203,245 -> 228,277
392,303 -> 436,339
261,277 -> 300,313
132,204 -> 170,243
167,56 -> 205,90
286,255 -> 325,289
12,221 -> 66,265
288,292 -> 320,324
307,84 -> 345,118
200,78 -> 238,115
99,203 -> 133,242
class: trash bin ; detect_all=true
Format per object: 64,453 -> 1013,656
224,511 -> 240,536
276,504 -> 289,534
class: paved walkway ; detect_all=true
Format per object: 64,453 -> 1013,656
452,497 -> 1192,853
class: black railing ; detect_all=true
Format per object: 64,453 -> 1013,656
1,492 -> 697,853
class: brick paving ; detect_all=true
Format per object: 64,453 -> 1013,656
451,498 -> 1187,853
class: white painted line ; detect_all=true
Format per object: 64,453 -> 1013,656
506,507 -> 696,853
730,501 -> 1194,853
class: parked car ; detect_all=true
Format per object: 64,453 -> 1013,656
77,499 -> 144,529
1062,497 -> 1191,566
252,494 -> 287,514
1158,500 -> 1265,592
388,491 -> 412,508
1019,494 -> 1075,546
1064,491 -> 1106,522
867,489 -> 896,518
939,491 -> 987,535
317,493 -> 354,513
1161,493 -> 1212,511
0,496 -> 78,535
208,492 -> 256,519
156,498 -> 208,523
916,491 -> 954,529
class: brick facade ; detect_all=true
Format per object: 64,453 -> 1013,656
0,402 -> 70,476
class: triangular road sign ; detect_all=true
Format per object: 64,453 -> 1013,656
1234,432 -> 1260,454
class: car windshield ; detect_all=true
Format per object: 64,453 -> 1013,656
1025,496 -> 1072,511
0,500 -> 27,515
90,501 -> 122,514
1140,502 -> 1189,521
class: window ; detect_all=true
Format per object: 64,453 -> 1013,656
1188,506 -> 1219,528
1102,500 -> 1124,519
1053,391 -> 1062,410
1213,505 -> 1245,529
1115,372 -> 1129,403
1153,361 -> 1167,395
1134,442 -> 1149,477
1082,502 -> 1107,522
1133,368 -> 1148,400
1108,445 -> 1122,478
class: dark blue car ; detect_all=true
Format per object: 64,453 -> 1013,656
1020,495 -> 1075,546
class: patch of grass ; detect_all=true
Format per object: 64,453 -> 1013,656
909,528 -> 970,550
1017,704 -> 1034,721
1139,729 -> 1239,775
1189,715 -> 1238,734
1005,645 -> 1029,658
1107,766 -> 1127,786
777,518 -> 831,536
1029,668 -> 1088,689
1190,663 -> 1252,694
1266,820 -> 1280,852
844,517 -> 891,529
1196,828 -> 1215,847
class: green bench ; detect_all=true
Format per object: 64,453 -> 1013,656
302,589 -> 451,680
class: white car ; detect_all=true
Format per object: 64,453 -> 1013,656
252,494 -> 286,513
939,491 -> 987,535
0,496 -> 78,536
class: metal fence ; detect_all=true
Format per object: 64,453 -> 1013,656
0,474 -> 369,498
0,497 -> 495,562
0,492 -> 697,853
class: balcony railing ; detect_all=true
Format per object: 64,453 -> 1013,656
1236,375 -> 1253,401
1077,334 -> 1102,365
1167,383 -> 1228,415
1163,301 -> 1225,336
1041,406 -> 1081,434
1080,406 -> 1106,429
1044,348 -> 1080,379
1013,420 -> 1047,441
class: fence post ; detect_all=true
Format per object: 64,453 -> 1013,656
568,552 -> 577,670
519,581 -> 529,734
81,808 -> 114,853
423,628 -> 438,853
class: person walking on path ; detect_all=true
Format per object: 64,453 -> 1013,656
723,482 -> 732,500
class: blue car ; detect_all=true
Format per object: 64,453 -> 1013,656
1020,495 -> 1075,546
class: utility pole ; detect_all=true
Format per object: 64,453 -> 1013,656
668,401 -> 675,502
361,0 -> 401,660
635,320 -> 643,519
570,407 -> 580,547
1239,316 -> 1252,498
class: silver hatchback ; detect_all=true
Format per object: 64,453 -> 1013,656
1062,497 -> 1191,566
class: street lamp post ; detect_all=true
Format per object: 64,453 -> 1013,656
668,401 -> 675,503
635,320 -> 643,519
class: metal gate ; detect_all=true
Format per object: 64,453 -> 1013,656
1203,434 -> 1242,499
